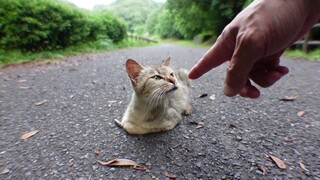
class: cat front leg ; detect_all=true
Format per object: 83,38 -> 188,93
159,108 -> 182,131
183,104 -> 193,116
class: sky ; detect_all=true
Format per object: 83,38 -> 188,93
67,0 -> 166,10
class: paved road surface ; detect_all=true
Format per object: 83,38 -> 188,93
0,44 -> 319,179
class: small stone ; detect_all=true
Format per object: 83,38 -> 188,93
196,162 -> 202,168
236,136 -> 242,141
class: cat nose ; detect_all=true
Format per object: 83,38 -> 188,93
166,78 -> 176,85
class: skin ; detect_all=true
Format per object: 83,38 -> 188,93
188,0 -> 320,98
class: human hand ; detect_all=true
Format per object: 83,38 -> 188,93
188,0 -> 320,98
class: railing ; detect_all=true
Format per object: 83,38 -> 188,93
127,34 -> 158,43
294,23 -> 320,53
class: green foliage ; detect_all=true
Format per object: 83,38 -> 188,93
155,8 -> 183,39
146,0 -> 247,39
93,0 -> 161,34
0,0 -> 127,52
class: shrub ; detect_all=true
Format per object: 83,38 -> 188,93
0,0 -> 127,51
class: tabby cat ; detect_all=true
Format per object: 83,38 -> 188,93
115,57 -> 192,134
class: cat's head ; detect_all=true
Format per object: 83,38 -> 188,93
126,57 -> 178,98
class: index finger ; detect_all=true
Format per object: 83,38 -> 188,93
188,36 -> 234,79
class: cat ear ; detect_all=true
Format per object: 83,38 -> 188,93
126,59 -> 144,81
162,56 -> 171,67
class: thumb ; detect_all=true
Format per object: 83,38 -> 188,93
188,36 -> 233,79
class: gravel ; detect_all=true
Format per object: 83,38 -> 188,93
0,44 -> 319,179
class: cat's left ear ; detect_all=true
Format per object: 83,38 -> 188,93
162,56 -> 171,67
126,59 -> 144,82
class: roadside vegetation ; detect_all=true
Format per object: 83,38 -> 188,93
0,0 -> 318,65
0,0 -> 154,65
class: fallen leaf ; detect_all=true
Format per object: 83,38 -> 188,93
257,165 -> 267,175
198,93 -> 207,98
96,159 -> 147,170
297,111 -> 306,117
189,121 -> 204,129
196,123 -> 204,129
280,95 -> 298,101
35,100 -> 47,106
162,172 -> 177,179
209,94 -> 216,101
283,136 -> 294,142
300,162 -> 309,171
269,155 -> 286,169
20,130 -> 39,140
228,123 -> 237,129
0,166 -> 10,175
133,165 -> 148,170
170,143 -> 181,150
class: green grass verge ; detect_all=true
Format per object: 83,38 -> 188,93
0,38 -> 156,66
284,49 -> 320,61
166,39 -> 320,61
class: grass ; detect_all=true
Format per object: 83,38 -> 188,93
0,38 -> 156,66
284,49 -> 320,61
165,39 -> 320,61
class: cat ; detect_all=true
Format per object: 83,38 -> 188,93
115,57 -> 192,135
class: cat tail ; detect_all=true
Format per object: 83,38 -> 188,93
114,119 -> 123,128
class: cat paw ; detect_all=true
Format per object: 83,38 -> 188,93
183,104 -> 193,116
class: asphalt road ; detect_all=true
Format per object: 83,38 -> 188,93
0,44 -> 319,179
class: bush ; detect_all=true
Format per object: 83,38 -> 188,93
0,0 -> 127,51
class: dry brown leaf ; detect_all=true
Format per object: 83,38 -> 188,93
20,130 -> 39,140
133,165 -> 148,170
35,100 -> 47,106
96,159 -> 147,170
257,165 -> 267,175
280,95 -> 298,101
300,162 -> 309,171
198,93 -> 208,98
297,111 -> 306,117
269,155 -> 286,169
162,172 -> 177,179
196,124 -> 204,129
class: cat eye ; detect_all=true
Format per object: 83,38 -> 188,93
151,75 -> 163,80
170,73 -> 174,77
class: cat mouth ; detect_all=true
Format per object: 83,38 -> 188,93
168,86 -> 178,93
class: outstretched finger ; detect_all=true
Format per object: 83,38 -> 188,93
188,36 -> 234,79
